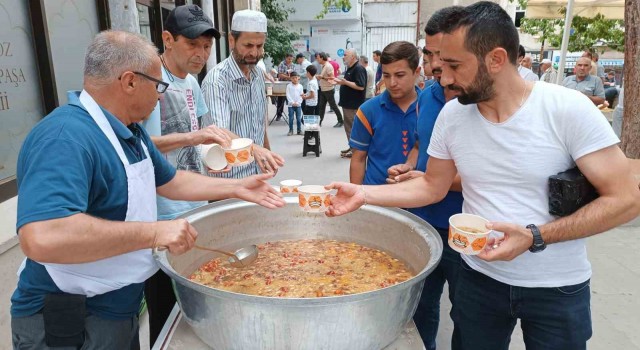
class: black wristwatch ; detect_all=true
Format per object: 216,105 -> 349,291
527,224 -> 546,253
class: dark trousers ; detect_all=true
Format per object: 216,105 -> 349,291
451,259 -> 592,350
413,228 -> 461,350
318,89 -> 343,124
276,96 -> 287,117
145,270 -> 176,346
12,312 -> 140,350
303,104 -> 318,116
605,87 -> 619,107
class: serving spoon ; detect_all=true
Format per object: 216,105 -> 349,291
194,244 -> 259,268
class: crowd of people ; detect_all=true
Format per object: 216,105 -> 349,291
9,2 -> 639,350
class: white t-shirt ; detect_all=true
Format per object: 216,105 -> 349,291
286,82 -> 304,107
518,65 -> 539,82
427,81 -> 619,288
306,78 -> 319,107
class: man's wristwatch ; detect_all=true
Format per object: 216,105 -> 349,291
527,224 -> 546,253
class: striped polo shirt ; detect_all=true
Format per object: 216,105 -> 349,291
201,56 -> 266,179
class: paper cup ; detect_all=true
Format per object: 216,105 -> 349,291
224,138 -> 254,167
297,185 -> 331,213
200,144 -> 227,171
280,179 -> 302,194
448,213 -> 492,255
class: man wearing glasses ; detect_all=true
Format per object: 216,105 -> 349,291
139,4 -> 232,345
11,30 -> 284,349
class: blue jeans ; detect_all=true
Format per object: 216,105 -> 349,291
413,228 -> 461,350
451,259 -> 592,350
288,106 -> 302,132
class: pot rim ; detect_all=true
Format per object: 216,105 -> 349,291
154,198 -> 443,305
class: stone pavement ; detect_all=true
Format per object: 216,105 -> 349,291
263,103 -> 640,350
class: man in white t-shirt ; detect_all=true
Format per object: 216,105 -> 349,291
517,45 -> 538,82
140,4 -> 231,344
324,2 -> 640,349
302,64 -> 319,115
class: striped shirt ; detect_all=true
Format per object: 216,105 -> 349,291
201,56 -> 266,179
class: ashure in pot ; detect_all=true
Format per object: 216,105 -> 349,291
154,197 -> 443,350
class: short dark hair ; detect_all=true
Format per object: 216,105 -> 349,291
380,41 -> 420,71
425,6 -> 465,36
359,55 -> 368,64
285,53 -> 294,58
306,64 -> 317,75
373,50 -> 382,56
518,45 -> 526,59
318,52 -> 328,61
290,71 -> 299,77
296,53 -> 305,60
439,1 -> 519,65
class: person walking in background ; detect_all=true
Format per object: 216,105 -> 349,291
517,45 -> 538,82
275,53 -> 295,121
316,52 -> 343,127
332,48 -> 367,158
302,65 -> 319,115
373,50 -> 385,95
201,9 -> 285,178
286,71 -> 304,136
360,55 -> 375,101
539,59 -> 557,83
348,41 -> 420,184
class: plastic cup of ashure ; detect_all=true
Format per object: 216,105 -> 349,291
280,179 -> 302,194
223,138 -> 254,167
200,144 -> 227,171
448,213 -> 492,255
297,185 -> 331,213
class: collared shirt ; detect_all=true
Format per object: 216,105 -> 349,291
319,62 -> 335,91
13,90 -> 175,320
201,56 -> 266,179
562,74 -> 605,98
408,82 -> 463,230
278,60 -> 295,80
349,88 -> 419,185
339,62 -> 367,109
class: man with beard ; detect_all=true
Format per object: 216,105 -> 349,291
140,5 -> 230,343
325,2 -> 640,349
348,41 -> 420,185
201,10 -> 285,179
385,7 -> 463,349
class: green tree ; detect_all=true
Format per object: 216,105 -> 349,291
317,0 -> 352,19
262,0 -> 299,64
520,4 -> 625,53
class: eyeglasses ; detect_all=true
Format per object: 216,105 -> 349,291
119,71 -> 169,93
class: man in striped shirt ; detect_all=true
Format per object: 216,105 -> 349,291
201,9 -> 284,179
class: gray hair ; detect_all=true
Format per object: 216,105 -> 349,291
84,30 -> 158,82
346,48 -> 358,58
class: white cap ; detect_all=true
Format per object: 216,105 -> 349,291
231,10 -> 267,33
541,59 -> 552,64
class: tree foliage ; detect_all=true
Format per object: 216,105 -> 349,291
520,5 -> 625,53
262,0 -> 299,64
317,0 -> 352,19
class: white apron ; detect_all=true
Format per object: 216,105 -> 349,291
40,90 -> 159,297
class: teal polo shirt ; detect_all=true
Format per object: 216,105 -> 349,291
349,88 -> 419,185
12,91 -> 176,320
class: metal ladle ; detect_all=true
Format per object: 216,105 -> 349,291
194,244 -> 259,268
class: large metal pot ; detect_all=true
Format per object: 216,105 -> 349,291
154,197 -> 442,350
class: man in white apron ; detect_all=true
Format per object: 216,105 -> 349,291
11,30 -> 284,350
